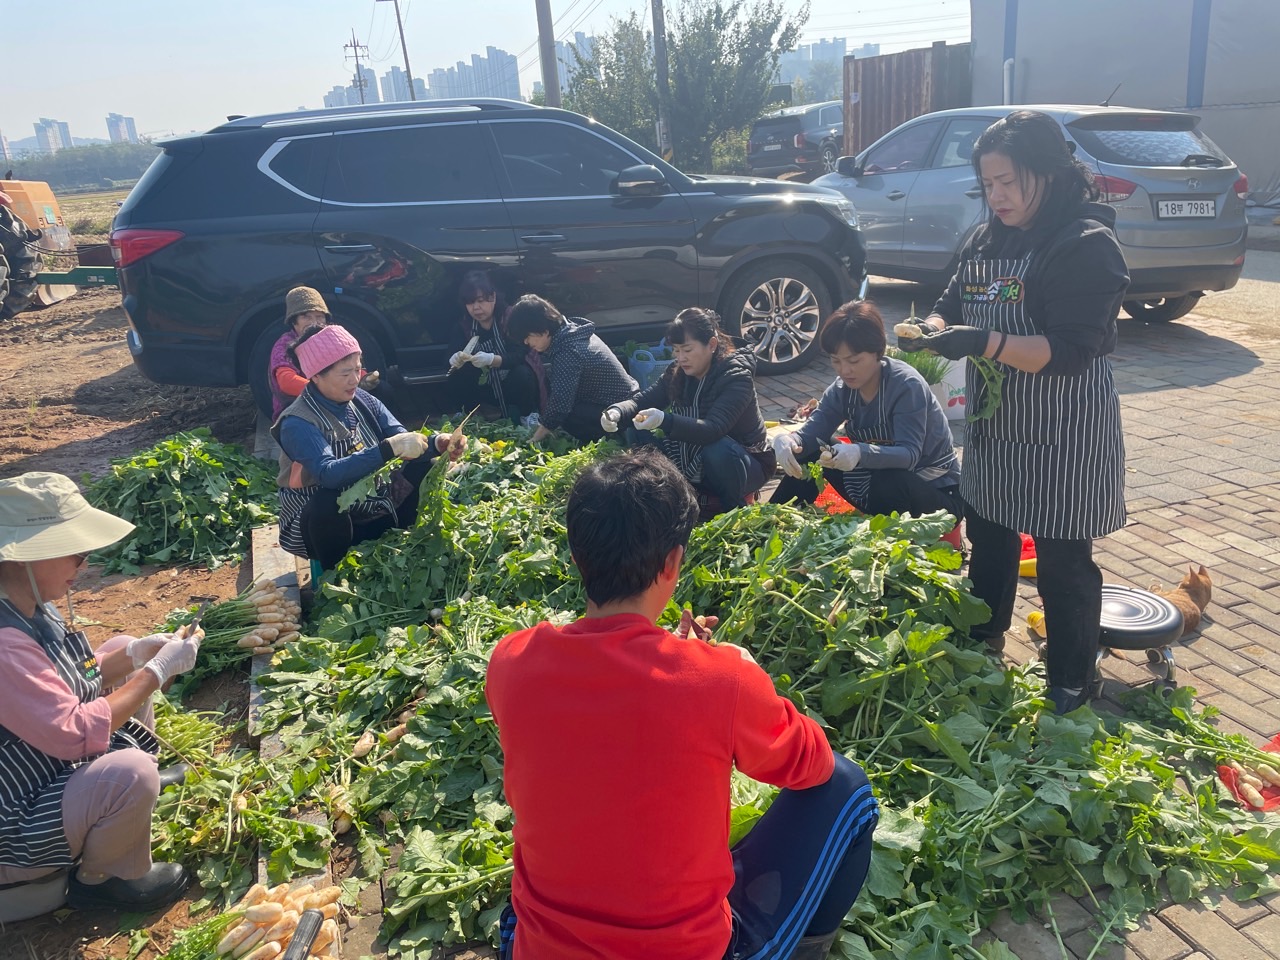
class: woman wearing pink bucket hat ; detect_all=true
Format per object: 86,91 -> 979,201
272,324 -> 465,570
0,472 -> 202,920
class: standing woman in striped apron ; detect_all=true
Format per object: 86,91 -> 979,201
0,473 -> 202,917
899,110 -> 1129,715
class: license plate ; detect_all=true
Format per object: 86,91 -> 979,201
1157,199 -> 1216,218
763,143 -> 782,151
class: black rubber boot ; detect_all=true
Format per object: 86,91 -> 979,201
67,862 -> 189,911
790,931 -> 838,959
157,763 -> 191,790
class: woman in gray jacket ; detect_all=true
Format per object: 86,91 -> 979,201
771,300 -> 961,520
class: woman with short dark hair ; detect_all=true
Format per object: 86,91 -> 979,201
445,271 -> 538,419
771,300 -> 960,519
603,308 -> 773,513
898,109 -> 1129,714
506,294 -> 638,443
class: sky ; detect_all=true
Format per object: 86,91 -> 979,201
1,0 -> 969,144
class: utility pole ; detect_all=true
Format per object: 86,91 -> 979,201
651,0 -> 673,161
344,29 -> 370,104
377,0 -> 417,100
535,0 -> 561,108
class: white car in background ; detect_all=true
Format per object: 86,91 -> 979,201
815,104 -> 1248,323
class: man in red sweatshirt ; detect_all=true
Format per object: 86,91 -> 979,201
486,449 -> 879,960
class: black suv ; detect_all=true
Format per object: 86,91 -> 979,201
747,100 -> 845,179
111,99 -> 866,414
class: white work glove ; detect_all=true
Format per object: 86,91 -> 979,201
819,442 -> 862,471
144,632 -> 202,685
468,351 -> 496,368
633,408 -> 665,431
600,407 -> 622,433
521,412 -> 541,430
125,634 -> 178,669
448,351 -> 469,369
387,432 -> 433,460
772,433 -> 805,479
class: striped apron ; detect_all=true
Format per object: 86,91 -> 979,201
0,600 -> 158,869
958,255 -> 1126,540
277,391 -> 397,557
659,378 -> 707,483
470,318 -> 510,412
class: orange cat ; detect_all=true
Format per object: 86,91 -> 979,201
1150,564 -> 1213,636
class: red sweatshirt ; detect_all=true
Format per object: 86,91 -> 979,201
485,613 -> 834,960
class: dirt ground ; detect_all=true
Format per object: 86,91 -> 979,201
0,288 -> 258,958
0,287 -> 256,481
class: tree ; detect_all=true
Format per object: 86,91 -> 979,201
666,0 -> 809,172
564,11 -> 659,152
806,59 -> 841,102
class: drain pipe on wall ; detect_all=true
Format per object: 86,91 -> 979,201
1003,58 -> 1015,105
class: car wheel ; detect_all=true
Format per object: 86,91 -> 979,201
720,259 -> 832,375
821,143 -> 838,174
248,316 -> 390,420
1121,294 -> 1201,323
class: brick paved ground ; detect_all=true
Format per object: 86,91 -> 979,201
756,307 -> 1280,959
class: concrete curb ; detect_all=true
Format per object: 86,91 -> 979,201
248,524 -> 343,953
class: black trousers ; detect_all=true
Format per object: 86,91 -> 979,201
300,455 -> 433,570
771,462 -> 962,522
964,506 -> 1102,689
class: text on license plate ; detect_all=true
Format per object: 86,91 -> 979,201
1157,199 -> 1216,218
763,143 -> 782,151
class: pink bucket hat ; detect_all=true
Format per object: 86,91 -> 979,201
294,325 -> 362,379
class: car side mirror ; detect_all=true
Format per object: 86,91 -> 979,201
836,156 -> 861,178
614,165 -> 668,197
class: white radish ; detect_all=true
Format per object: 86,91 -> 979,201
231,926 -> 265,958
216,920 -> 257,956
240,943 -> 281,960
245,901 -> 285,923
352,730 -> 376,758
262,910 -> 299,942
236,883 -> 268,908
238,634 -> 264,649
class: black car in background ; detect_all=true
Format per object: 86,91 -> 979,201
747,100 -> 845,179
111,99 -> 866,415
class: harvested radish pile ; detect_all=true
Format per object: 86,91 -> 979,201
161,580 -> 304,696
148,419 -> 1280,959
160,880 -> 344,959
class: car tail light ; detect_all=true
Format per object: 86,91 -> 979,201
1234,173 -> 1249,200
1094,175 -> 1136,203
794,133 -> 807,148
110,228 -> 185,267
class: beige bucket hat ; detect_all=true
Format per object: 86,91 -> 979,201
285,286 -> 331,323
0,472 -> 134,562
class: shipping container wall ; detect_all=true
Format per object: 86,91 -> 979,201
842,41 -> 972,158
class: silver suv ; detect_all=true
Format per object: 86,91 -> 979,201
814,104 -> 1248,323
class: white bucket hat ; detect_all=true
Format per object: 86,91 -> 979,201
0,472 -> 134,563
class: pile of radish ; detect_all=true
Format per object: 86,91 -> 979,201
214,881 -> 343,959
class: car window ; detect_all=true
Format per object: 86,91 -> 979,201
862,120 -> 942,174
266,136 -> 331,198
1067,116 -> 1230,167
820,105 -> 842,128
933,118 -> 989,169
490,120 -> 638,198
325,123 -> 496,204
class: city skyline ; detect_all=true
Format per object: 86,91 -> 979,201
0,0 -> 968,140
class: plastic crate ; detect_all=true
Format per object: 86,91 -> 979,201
628,342 -> 675,391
